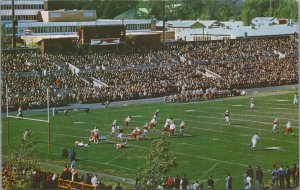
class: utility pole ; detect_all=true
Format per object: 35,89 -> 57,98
162,0 -> 165,47
12,0 -> 16,48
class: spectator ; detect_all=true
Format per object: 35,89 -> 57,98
181,175 -> 188,190
292,164 -> 297,187
271,167 -> 279,189
225,173 -> 232,190
69,149 -> 76,162
285,165 -> 291,188
207,175 -> 214,190
91,174 -> 98,187
62,147 -> 69,159
244,174 -> 252,190
192,180 -> 200,189
174,175 -> 180,190
114,182 -> 123,190
278,165 -> 285,188
255,166 -> 263,190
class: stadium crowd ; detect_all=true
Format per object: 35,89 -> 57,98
1,36 -> 298,110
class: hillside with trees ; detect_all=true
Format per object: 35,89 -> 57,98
47,0 -> 298,24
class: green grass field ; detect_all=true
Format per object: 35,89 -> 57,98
2,90 -> 299,189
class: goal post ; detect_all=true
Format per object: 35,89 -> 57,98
6,85 -> 51,152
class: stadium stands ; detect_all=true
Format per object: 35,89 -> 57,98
1,36 -> 298,110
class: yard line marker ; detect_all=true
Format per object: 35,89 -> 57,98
105,148 -> 132,164
201,162 -> 219,177
85,159 -> 136,171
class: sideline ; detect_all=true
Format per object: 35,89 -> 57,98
2,155 -> 136,185
3,84 -> 298,117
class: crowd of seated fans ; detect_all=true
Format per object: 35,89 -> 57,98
1,36 -> 298,110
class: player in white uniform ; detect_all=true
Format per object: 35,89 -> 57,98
64,107 -> 68,116
52,107 -> 57,116
17,107 -> 23,117
75,141 -> 89,147
117,126 -> 124,140
293,94 -> 298,105
143,123 -> 150,138
111,120 -> 117,136
179,121 -> 186,137
224,110 -> 231,126
23,129 -> 31,141
250,97 -> 255,111
272,118 -> 280,133
285,120 -> 294,135
250,133 -> 260,150
124,116 -> 131,127
150,117 -> 157,132
169,122 -> 176,136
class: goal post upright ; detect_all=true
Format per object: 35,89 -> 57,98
47,88 -> 50,153
6,84 -> 9,146
6,86 -> 52,153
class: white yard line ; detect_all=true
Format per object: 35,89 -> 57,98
201,162 -> 219,178
105,148 -> 132,164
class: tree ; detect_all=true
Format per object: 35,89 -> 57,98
136,135 -> 177,190
2,135 -> 40,190
273,0 -> 298,21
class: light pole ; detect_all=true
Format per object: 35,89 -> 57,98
12,0 -> 16,48
162,0 -> 166,47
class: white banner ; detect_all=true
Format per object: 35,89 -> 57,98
91,38 -> 120,46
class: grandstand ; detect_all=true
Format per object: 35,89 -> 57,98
1,36 -> 298,111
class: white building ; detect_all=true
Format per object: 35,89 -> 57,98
0,0 -> 45,22
251,17 -> 279,27
176,24 -> 298,41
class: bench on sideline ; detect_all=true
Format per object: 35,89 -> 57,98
58,178 -> 101,190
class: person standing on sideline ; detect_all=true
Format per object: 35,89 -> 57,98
17,106 -> 23,117
174,175 -> 180,190
181,175 -> 188,190
278,165 -> 285,189
285,165 -> 291,188
255,166 -> 263,190
52,107 -> 57,116
271,167 -> 279,189
246,165 -> 254,186
207,176 -> 214,190
292,164 -> 297,187
114,182 -> 123,190
225,173 -> 232,190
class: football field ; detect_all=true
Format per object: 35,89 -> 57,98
2,89 -> 299,189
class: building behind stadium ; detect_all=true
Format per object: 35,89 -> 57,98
0,0 -> 298,51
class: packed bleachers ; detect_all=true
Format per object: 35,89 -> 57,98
1,36 -> 298,110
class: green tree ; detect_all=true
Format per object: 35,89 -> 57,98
136,135 -> 177,190
2,135 -> 40,190
1,24 -> 8,49
273,0 -> 298,21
